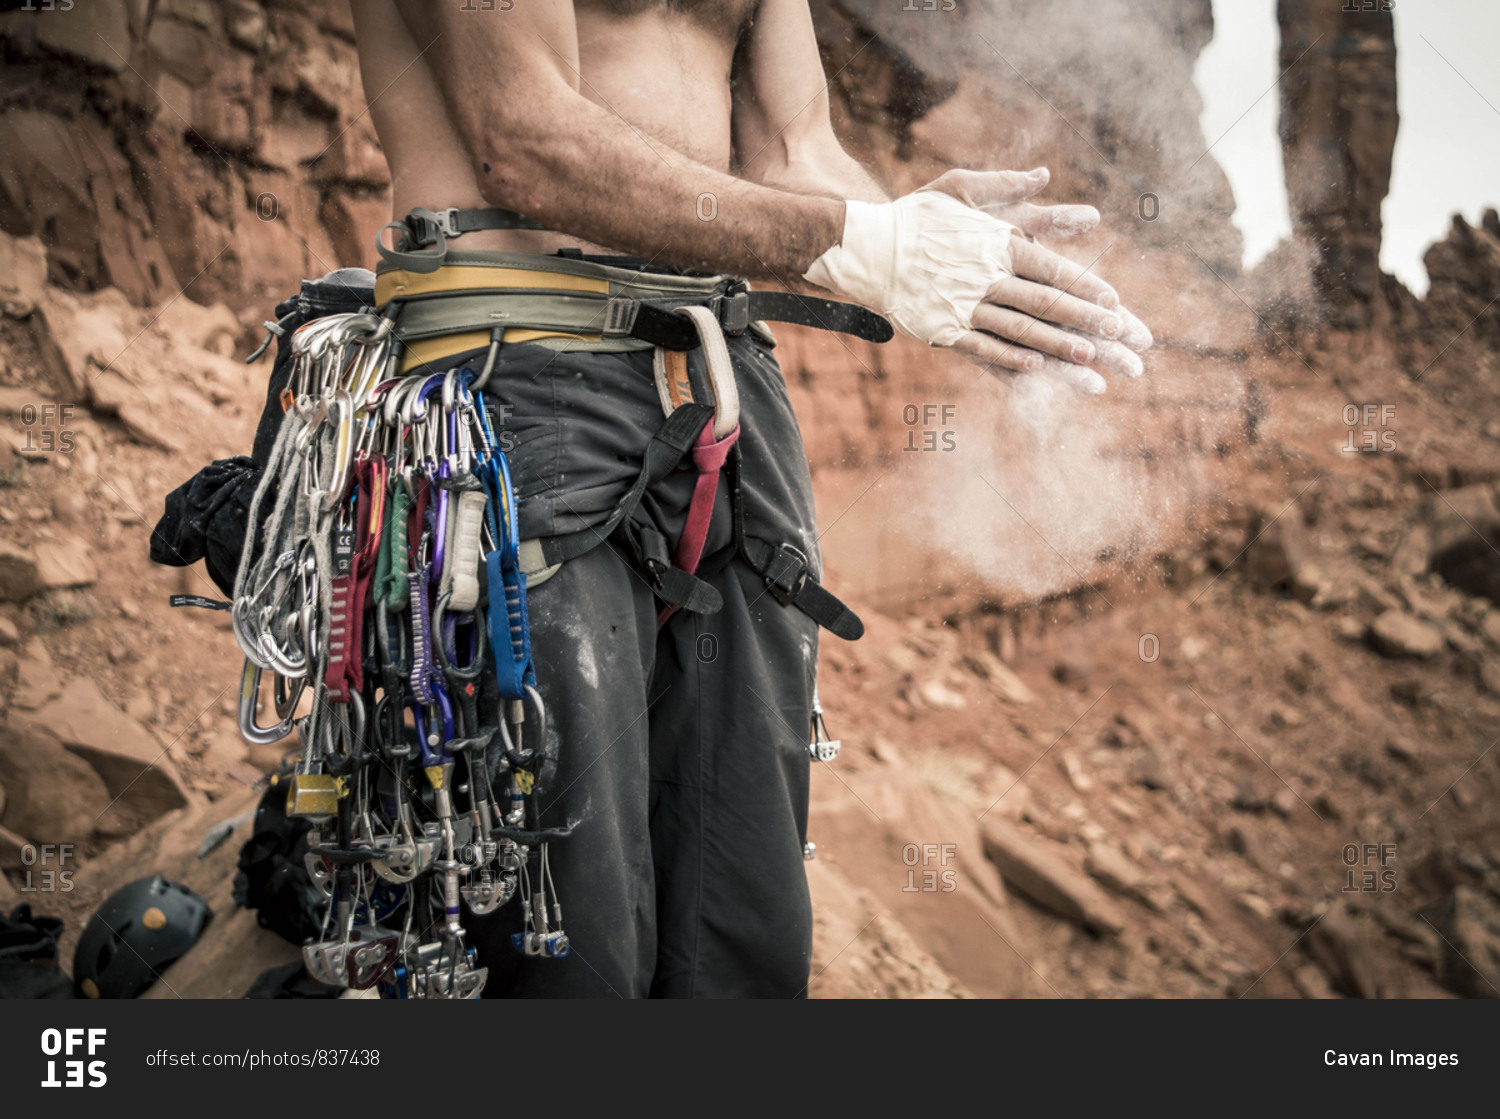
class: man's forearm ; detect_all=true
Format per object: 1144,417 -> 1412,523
479,100 -> 845,280
745,146 -> 889,206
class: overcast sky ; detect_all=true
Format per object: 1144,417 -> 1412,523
1194,0 -> 1500,294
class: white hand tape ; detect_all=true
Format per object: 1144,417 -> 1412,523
803,189 -> 1018,348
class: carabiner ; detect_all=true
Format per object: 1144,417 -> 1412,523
274,670 -> 307,722
433,592 -> 487,681
322,691 -> 368,760
238,658 -> 298,746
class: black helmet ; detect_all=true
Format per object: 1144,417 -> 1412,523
73,877 -> 212,999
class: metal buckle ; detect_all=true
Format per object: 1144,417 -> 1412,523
717,290 -> 750,335
764,542 -> 808,605
406,208 -> 460,249
603,297 -> 640,337
405,217 -> 436,248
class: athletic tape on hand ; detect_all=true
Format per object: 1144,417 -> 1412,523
803,190 -> 1018,348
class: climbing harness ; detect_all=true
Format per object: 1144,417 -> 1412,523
212,213 -> 889,997
368,222 -> 876,640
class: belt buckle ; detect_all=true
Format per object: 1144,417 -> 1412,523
717,290 -> 750,336
765,542 -> 808,605
603,297 -> 640,337
408,208 -> 460,248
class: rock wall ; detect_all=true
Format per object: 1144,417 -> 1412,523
1276,0 -> 1399,329
1423,208 -> 1500,350
0,0 -> 390,316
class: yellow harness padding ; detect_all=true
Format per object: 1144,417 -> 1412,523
374,265 -> 609,304
376,264 -> 611,373
373,251 -> 770,376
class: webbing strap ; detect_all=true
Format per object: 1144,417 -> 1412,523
431,207 -> 549,236
655,421 -> 739,629
672,305 -> 740,438
473,405 -> 536,702
741,537 -> 865,642
324,571 -> 360,701
654,564 -> 723,614
742,290 -> 893,344
678,423 -> 739,574
484,549 -> 536,700
323,455 -> 386,702
601,289 -> 893,347
628,522 -> 723,615
436,471 -> 485,609
376,207 -> 552,273
375,481 -> 412,610
535,401 -> 714,569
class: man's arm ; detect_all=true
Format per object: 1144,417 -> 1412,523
392,0 -> 844,278
731,0 -> 1113,241
392,1 -> 1144,391
728,1 -> 1149,391
731,0 -> 888,204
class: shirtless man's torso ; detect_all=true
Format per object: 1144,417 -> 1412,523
354,0 -> 824,257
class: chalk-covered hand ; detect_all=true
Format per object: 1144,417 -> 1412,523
803,166 -> 1152,394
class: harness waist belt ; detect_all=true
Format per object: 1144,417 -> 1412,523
375,228 -> 894,361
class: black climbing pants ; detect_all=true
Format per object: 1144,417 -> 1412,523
468,536 -> 820,997
460,325 -> 824,998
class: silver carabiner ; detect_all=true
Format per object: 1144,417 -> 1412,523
238,657 -> 299,746
274,671 -> 307,722
322,691 -> 368,759
359,315 -> 394,345
232,598 -> 272,668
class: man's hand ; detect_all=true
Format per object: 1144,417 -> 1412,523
803,167 -> 1152,394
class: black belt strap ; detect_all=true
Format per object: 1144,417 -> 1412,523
628,523 -> 723,614
606,290 -> 892,349
715,440 -> 863,640
743,290 -> 894,344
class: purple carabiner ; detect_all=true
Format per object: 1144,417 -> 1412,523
433,460 -> 450,579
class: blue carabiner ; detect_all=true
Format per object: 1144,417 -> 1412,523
466,376 -> 536,702
411,687 -> 455,768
